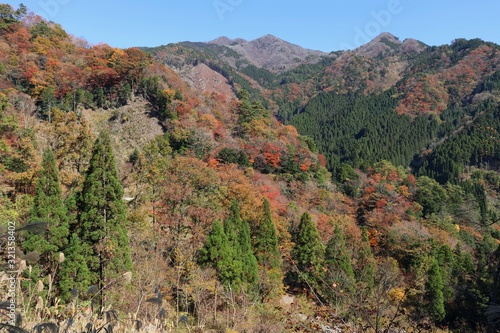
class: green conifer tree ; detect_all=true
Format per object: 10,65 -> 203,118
59,233 -> 92,302
59,192 -> 92,302
324,225 -> 355,301
239,218 -> 258,288
447,243 -> 475,324
78,132 -> 132,306
356,228 -> 374,291
251,199 -> 283,298
223,200 -> 258,290
223,201 -> 244,288
199,220 -> 234,285
201,201 -> 258,291
254,198 -> 281,270
291,212 -> 325,288
451,243 -> 474,286
426,257 -> 446,322
23,149 -> 69,275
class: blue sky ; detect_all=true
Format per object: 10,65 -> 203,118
5,0 -> 500,52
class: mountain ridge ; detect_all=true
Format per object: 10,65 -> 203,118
206,33 -> 328,73
352,32 -> 427,57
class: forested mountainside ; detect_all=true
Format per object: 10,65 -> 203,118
148,32 -> 500,180
2,4 -> 500,333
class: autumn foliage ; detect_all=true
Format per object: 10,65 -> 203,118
2,6 -> 500,333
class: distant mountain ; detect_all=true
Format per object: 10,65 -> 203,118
354,32 -> 427,57
145,32 -> 500,179
207,34 -> 327,72
209,36 -> 248,46
146,32 -> 499,111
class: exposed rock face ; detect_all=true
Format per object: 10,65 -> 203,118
184,63 -> 236,98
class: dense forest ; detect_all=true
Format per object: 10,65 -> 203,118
2,4 -> 500,333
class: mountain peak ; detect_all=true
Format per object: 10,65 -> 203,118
355,32 -> 402,56
376,32 -> 400,41
207,34 -> 327,73
209,36 -> 247,46
354,32 -> 426,56
254,34 -> 282,42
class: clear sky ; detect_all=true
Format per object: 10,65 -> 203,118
4,0 -> 500,52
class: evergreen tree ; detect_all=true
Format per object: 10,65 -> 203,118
356,228 -> 374,291
59,192 -> 92,302
447,244 -> 475,326
78,132 -> 132,306
324,225 -> 355,301
199,220 -> 234,286
416,176 -> 447,217
291,212 -> 325,288
201,201 -> 258,291
470,235 -> 497,327
252,199 -> 283,299
59,233 -> 92,302
223,201 -> 244,288
433,244 -> 453,300
239,218 -> 258,288
236,89 -> 269,136
426,257 -> 446,322
23,149 -> 69,275
39,86 -> 56,121
95,87 -> 106,108
223,200 -> 258,290
254,198 -> 281,270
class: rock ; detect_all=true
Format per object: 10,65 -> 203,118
279,294 -> 295,308
321,324 -> 343,333
296,313 -> 308,322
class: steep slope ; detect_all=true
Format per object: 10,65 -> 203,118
181,62 -> 236,98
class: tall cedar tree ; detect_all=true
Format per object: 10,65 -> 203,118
224,201 -> 258,290
223,201 -> 244,288
291,212 -> 325,288
239,216 -> 259,288
324,225 -> 355,301
23,149 -> 69,275
199,220 -> 234,285
447,244 -> 475,326
254,198 -> 281,270
59,194 -> 92,302
356,228 -> 375,291
426,257 -> 446,322
78,132 -> 132,305
59,233 -> 92,302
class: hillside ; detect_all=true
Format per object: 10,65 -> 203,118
146,32 -> 500,178
2,4 -> 500,333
